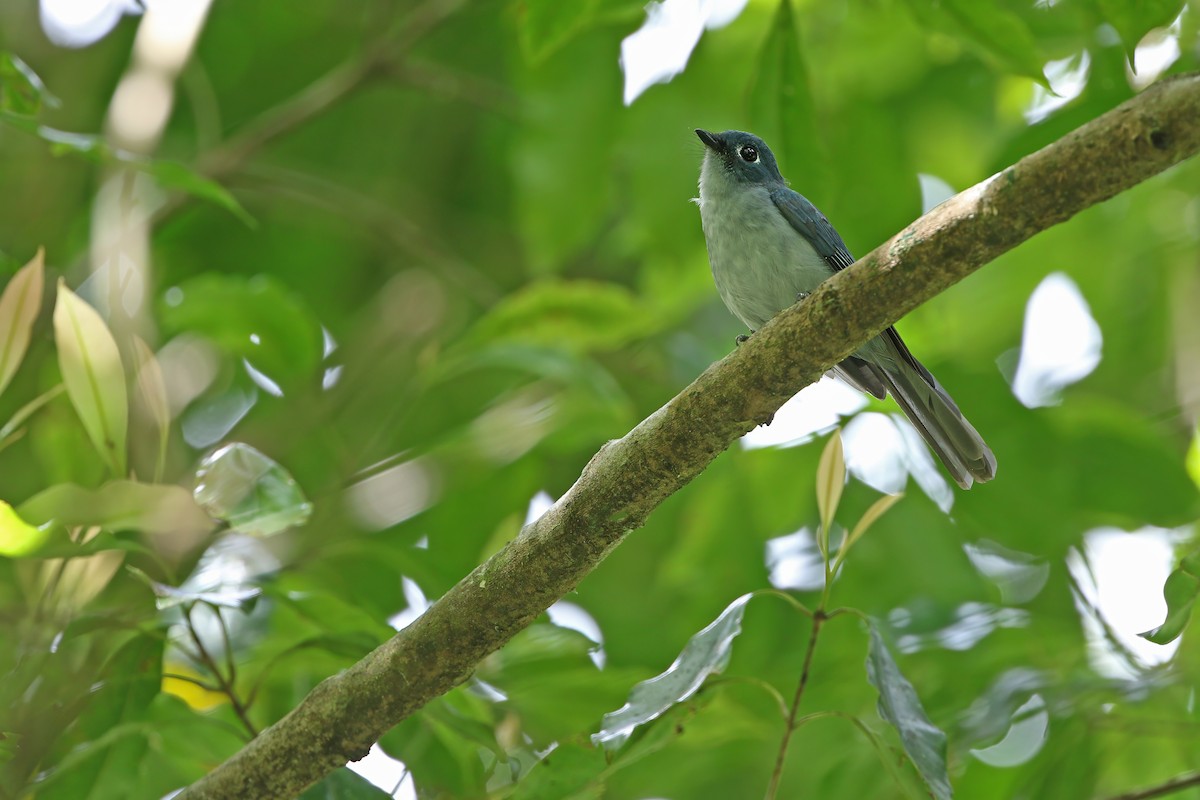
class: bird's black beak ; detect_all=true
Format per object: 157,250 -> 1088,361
695,129 -> 723,152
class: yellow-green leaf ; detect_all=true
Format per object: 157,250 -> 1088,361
844,493 -> 904,557
816,429 -> 845,540
0,247 -> 45,397
53,280 -> 128,476
0,500 -> 49,556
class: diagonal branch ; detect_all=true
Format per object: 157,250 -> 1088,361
177,73 -> 1200,800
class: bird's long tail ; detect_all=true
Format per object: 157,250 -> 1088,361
878,360 -> 996,490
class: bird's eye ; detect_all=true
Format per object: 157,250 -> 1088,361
739,145 -> 758,162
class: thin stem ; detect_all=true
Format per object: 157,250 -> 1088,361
163,672 -> 222,693
708,675 -> 791,721
183,603 -> 258,738
751,588 -> 815,618
765,609 -> 826,800
1099,772 -> 1200,800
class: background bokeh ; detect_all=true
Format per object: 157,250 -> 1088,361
2,0 -> 1200,797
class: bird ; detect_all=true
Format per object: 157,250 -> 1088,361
694,128 -> 995,489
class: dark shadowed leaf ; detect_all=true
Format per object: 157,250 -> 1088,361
30,634 -> 162,800
1091,0 -> 1186,56
299,768 -> 392,799
866,623 -> 952,800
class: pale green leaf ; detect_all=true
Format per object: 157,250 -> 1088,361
593,593 -> 751,750
837,492 -> 904,568
194,442 -> 312,536
816,430 -> 845,541
0,247 -> 45,397
130,336 -> 170,482
53,281 -> 128,476
18,480 -> 213,540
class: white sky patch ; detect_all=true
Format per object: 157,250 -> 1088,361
964,540 -> 1050,604
348,743 -> 416,799
741,377 -> 866,449
918,173 -> 956,215
524,490 -> 556,527
1011,273 -> 1102,408
1067,527 -> 1184,679
388,578 -> 431,633
548,601 -> 607,668
1026,51 -> 1090,124
1128,10 -> 1184,90
620,0 -> 749,105
765,528 -> 825,591
242,358 -> 283,397
40,0 -> 142,47
842,412 -> 954,512
347,458 -> 439,530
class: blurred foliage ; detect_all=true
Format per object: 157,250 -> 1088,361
1,0 -> 1200,797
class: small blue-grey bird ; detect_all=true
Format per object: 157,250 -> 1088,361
695,129 -> 995,489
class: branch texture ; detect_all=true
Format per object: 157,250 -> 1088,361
179,73 -> 1200,799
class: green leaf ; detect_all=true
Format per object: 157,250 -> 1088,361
1091,0 -> 1185,57
507,741 -> 607,799
145,160 -> 255,227
593,593 -> 751,750
194,442 -> 312,536
1139,551 -> 1200,645
0,52 -> 52,116
18,480 -> 213,540
0,500 -> 51,556
0,383 -> 66,454
518,0 -> 601,63
53,280 -> 128,476
866,623 -> 952,800
466,280 -> 650,355
745,0 -> 830,196
380,704 -> 489,797
32,634 -> 163,800
835,492 -> 904,570
0,247 -> 44,397
902,0 -> 1045,79
299,768 -> 393,799
158,273 -> 324,382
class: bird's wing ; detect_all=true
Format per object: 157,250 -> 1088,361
770,186 -> 938,388
769,187 -> 856,271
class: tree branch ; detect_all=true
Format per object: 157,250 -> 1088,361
177,73 -> 1200,799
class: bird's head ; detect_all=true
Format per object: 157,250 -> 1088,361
695,129 -> 785,188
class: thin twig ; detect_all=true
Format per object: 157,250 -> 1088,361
183,603 -> 259,738
1099,771 -> 1200,800
765,610 -> 827,800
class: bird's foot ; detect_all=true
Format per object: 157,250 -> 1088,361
795,291 -> 810,303
735,333 -> 752,346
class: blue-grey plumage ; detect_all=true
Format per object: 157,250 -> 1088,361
694,128 -> 996,489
